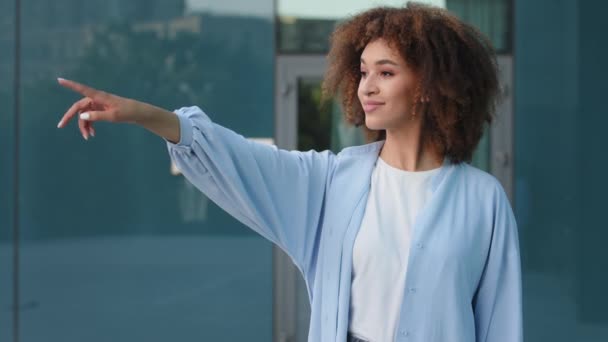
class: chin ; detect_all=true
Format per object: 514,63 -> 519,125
364,115 -> 390,131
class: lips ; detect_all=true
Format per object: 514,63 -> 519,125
362,101 -> 385,112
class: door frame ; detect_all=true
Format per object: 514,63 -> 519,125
273,55 -> 326,342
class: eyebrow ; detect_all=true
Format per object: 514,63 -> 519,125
360,58 -> 399,66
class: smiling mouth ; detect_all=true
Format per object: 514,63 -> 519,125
363,103 -> 384,112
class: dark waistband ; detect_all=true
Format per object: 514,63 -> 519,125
347,332 -> 370,342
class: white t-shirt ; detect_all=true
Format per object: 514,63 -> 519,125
348,157 -> 442,342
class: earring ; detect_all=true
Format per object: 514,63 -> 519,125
410,102 -> 417,120
411,94 -> 430,120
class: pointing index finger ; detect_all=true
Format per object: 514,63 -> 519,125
57,78 -> 100,99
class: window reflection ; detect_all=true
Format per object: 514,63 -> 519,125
296,77 -> 365,153
277,0 -> 510,53
12,1 -> 275,341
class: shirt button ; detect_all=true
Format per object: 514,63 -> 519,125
409,288 -> 416,293
416,243 -> 423,249
400,330 -> 410,337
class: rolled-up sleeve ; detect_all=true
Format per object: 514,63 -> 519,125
166,106 -> 335,273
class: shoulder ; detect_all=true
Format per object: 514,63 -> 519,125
454,163 -> 508,200
322,141 -> 384,190
458,163 -> 498,185
331,140 -> 384,177
336,140 -> 384,158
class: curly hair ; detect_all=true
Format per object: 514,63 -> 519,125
322,2 -> 500,164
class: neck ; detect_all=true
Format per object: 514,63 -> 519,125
378,122 -> 443,172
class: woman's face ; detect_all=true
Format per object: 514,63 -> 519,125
358,38 -> 419,131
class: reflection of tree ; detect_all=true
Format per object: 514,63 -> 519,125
297,79 -> 365,154
297,79 -> 331,152
21,14 -> 273,239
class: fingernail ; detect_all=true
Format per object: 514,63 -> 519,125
89,129 -> 95,137
57,77 -> 65,82
80,112 -> 90,120
84,134 -> 88,141
57,121 -> 62,128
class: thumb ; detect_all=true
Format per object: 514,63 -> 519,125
79,110 -> 113,122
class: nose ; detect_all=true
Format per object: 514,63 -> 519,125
359,75 -> 379,96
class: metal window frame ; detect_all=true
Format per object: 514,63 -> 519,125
491,55 -> 514,202
273,55 -> 327,342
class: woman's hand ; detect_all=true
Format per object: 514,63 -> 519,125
56,78 -> 181,143
56,78 -> 141,140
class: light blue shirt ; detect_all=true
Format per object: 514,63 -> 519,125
166,106 -> 523,342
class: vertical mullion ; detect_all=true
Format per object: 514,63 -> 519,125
12,0 -> 21,341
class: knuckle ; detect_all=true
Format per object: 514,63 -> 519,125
109,111 -> 118,122
98,91 -> 111,101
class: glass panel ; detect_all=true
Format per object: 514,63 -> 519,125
471,129 -> 490,171
277,0 -> 446,54
277,0 -> 511,54
297,78 -> 332,151
277,0 -> 510,54
19,1 -> 274,341
0,0 -> 15,340
446,0 -> 511,53
516,1 -> 608,341
297,77 -> 365,153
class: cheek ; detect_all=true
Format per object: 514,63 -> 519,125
389,81 -> 415,107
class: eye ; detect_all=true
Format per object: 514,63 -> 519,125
360,70 -> 367,77
381,71 -> 394,77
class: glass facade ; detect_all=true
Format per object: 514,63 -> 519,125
278,0 -> 446,54
0,0 -> 15,340
4,0 -> 274,341
3,0 -> 607,341
277,0 -> 510,54
516,1 -> 608,341
447,0 -> 511,53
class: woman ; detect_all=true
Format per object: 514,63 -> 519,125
57,3 -> 522,342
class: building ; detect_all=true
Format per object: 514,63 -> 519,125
1,0 -> 606,341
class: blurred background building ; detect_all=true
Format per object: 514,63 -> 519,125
1,0 -> 606,341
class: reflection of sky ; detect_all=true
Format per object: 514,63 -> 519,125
186,0 -> 445,18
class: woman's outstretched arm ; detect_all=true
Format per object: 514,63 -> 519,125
57,78 -> 334,276
164,105 -> 335,277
